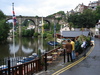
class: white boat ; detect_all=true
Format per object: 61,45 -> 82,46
57,38 -> 62,43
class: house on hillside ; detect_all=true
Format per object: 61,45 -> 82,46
88,0 -> 100,10
54,13 -> 62,18
74,3 -> 88,13
66,0 -> 100,16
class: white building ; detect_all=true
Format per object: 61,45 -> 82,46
27,22 -> 35,29
74,3 -> 88,13
88,0 -> 100,10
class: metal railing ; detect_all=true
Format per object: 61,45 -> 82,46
0,58 -> 41,75
0,47 -> 62,75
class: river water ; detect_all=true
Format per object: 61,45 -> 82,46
0,37 -> 55,60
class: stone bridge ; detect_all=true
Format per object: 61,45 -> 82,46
6,15 -> 59,35
6,15 -> 59,26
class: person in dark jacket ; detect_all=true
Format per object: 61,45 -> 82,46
65,39 -> 73,62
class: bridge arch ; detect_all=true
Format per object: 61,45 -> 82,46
6,18 -> 18,29
43,19 -> 51,30
6,15 -> 59,33
23,19 -> 35,26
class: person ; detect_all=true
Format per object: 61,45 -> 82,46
81,39 -> 87,57
62,40 -> 67,48
75,39 -> 80,56
70,39 -> 75,60
65,39 -> 73,62
90,37 -> 94,46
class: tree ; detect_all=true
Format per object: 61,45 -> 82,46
95,6 -> 100,22
0,10 -> 6,19
0,10 -> 10,42
68,13 -> 80,28
43,21 -> 50,29
80,9 -> 96,28
47,11 -> 66,18
68,9 -> 96,28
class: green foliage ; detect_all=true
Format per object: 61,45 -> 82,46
43,23 -> 49,29
68,13 -> 80,27
38,49 -> 42,59
68,22 -> 74,29
75,35 -> 91,54
68,9 -> 98,28
95,6 -> 100,22
22,20 -> 28,26
49,23 -> 61,32
42,22 -> 60,41
35,15 -> 39,18
0,10 -> 6,20
46,14 -> 54,18
0,11 -> 10,42
41,31 -> 54,41
22,29 -> 34,37
47,11 -> 66,18
81,9 -> 96,28
34,32 -> 38,37
42,32 -> 47,38
46,33 -> 53,41
56,23 -> 61,31
57,11 -> 65,15
75,40 -> 82,54
43,21 -> 61,33
79,35 -> 90,42
56,17 -> 62,21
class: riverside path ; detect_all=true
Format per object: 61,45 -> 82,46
52,38 -> 100,75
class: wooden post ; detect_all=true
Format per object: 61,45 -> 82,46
45,52 -> 47,71
19,65 -> 23,75
8,58 -> 10,75
64,49 -> 66,63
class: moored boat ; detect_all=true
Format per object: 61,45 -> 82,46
47,41 -> 59,46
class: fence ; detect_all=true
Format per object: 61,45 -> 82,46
0,58 -> 41,75
0,47 -> 62,75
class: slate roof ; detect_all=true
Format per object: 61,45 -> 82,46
61,31 -> 89,37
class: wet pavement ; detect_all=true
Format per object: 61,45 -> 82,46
34,38 -> 100,75
59,38 -> 100,75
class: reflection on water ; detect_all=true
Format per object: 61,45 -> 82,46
0,37 -> 54,60
9,45 -> 19,54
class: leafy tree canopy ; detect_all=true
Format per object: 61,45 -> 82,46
95,6 -> 100,22
0,10 -> 10,42
47,11 -> 66,18
0,10 -> 6,20
68,9 -> 97,28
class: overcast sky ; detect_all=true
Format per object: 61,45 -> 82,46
0,0 -> 96,17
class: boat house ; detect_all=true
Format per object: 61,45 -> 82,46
61,31 -> 89,39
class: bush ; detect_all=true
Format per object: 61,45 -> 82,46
34,32 -> 38,37
22,29 -> 34,37
0,20 -> 10,42
0,11 -> 10,42
75,35 -> 91,54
